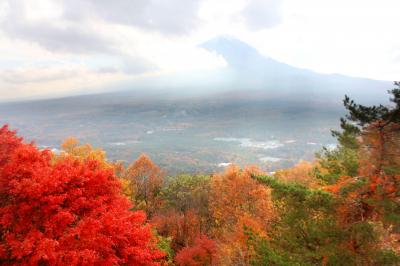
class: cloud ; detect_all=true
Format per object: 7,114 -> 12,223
4,22 -> 116,55
0,66 -> 131,100
392,48 -> 400,63
0,68 -> 78,84
0,0 -> 192,77
241,0 -> 282,30
2,0 -> 205,47
0,58 -> 157,86
62,0 -> 204,35
1,0 -> 116,54
121,56 -> 159,75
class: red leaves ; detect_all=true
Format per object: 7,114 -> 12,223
151,209 -> 201,251
0,125 -> 163,265
175,235 -> 217,266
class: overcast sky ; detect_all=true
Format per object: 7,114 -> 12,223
0,0 -> 399,100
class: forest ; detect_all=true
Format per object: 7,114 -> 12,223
0,83 -> 399,266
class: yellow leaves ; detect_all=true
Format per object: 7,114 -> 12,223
275,161 -> 320,188
210,165 -> 274,230
120,177 -> 134,199
215,214 -> 266,266
209,165 -> 274,265
61,137 -> 79,151
126,154 -> 163,181
122,154 -> 164,216
56,137 -> 111,169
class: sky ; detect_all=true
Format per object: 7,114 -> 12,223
0,0 -> 399,100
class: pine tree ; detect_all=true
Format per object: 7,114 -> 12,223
315,82 -> 400,182
250,84 -> 400,265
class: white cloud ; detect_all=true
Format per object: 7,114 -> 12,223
62,0 -> 204,35
241,0 -> 282,30
241,0 -> 400,80
0,65 -> 131,100
0,0 -> 398,100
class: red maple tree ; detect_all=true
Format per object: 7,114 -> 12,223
175,235 -> 217,266
0,125 -> 164,265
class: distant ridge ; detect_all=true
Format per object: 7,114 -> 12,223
1,36 -> 392,105
198,36 -> 391,103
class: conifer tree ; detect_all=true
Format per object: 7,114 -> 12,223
250,84 -> 400,265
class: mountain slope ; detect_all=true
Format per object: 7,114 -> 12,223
199,36 -> 390,103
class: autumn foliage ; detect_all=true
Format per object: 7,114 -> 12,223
152,209 -> 202,251
122,154 -> 164,217
0,125 -> 163,265
58,137 -> 110,168
209,166 -> 273,265
175,235 -> 217,266
1,84 -> 399,265
274,160 -> 318,187
210,166 -> 273,233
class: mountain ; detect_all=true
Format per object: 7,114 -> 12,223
110,36 -> 391,105
0,36 -> 394,173
198,36 -> 391,104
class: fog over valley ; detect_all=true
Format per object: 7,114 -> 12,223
0,36 -> 392,173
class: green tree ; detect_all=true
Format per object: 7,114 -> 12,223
250,175 -> 399,265
315,82 -> 400,182
249,85 -> 400,265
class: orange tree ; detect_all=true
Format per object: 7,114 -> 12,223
122,154 -> 165,218
209,166 -> 274,265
